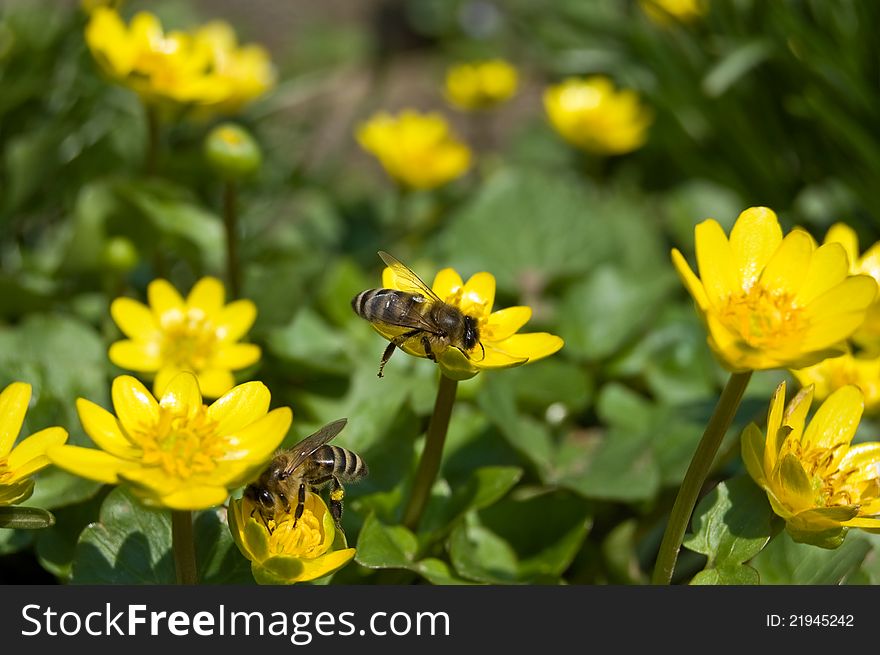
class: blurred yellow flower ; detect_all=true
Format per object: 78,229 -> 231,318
672,207 -> 878,371
375,261 -> 564,380
640,0 -> 707,24
444,59 -> 518,111
109,276 -> 260,399
791,350 -> 880,415
0,382 -> 68,506
543,76 -> 652,155
823,222 -> 880,351
192,21 -> 276,115
742,381 -> 880,548
356,110 -> 472,190
48,374 -> 291,511
228,492 -> 355,584
85,8 -> 273,113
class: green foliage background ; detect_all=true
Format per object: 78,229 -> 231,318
2,0 -> 880,584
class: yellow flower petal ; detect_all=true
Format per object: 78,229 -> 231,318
108,340 -> 162,372
795,242 -> 851,305
432,267 -> 464,301
215,300 -> 257,342
0,478 -> 34,506
741,423 -> 766,485
461,272 -> 496,317
208,381 -> 271,435
294,548 -> 357,583
730,206 -> 783,291
160,485 -> 230,510
776,453 -> 814,513
757,229 -> 813,295
836,442 -> 880,481
671,249 -> 709,312
483,306 -> 532,341
764,381 -> 787,472
76,398 -> 140,458
158,372 -> 202,416
0,381 -> 30,457
110,297 -> 160,341
801,385 -> 863,452
824,223 -> 860,270
481,332 -> 564,363
112,375 -> 160,435
6,427 -> 68,472
197,369 -> 236,399
187,276 -> 225,318
694,219 -> 739,307
47,445 -> 138,484
211,343 -> 261,370
147,279 -> 185,325
222,407 -> 292,463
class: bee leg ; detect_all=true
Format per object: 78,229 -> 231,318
292,481 -> 306,528
421,336 -> 436,362
329,477 -> 345,530
378,342 -> 397,378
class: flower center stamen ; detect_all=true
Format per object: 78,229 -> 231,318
160,310 -> 219,370
268,498 -> 326,558
129,404 -> 223,479
719,285 -> 806,350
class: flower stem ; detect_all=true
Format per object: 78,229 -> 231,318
171,510 -> 198,585
144,102 -> 159,176
222,181 -> 241,299
402,373 -> 458,531
651,370 -> 752,585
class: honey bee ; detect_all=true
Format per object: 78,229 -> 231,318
244,418 -> 368,532
352,251 -> 497,377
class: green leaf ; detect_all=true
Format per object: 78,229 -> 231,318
194,507 -> 255,584
703,41 -> 774,98
750,531 -> 872,584
71,487 -> 175,584
35,490 -> 108,581
266,308 -> 352,375
0,505 -> 55,529
354,513 -> 470,584
683,476 -> 773,571
449,520 -> 520,583
691,566 -> 760,585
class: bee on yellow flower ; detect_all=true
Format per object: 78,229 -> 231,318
543,76 -> 653,155
0,382 -> 68,506
356,110 -> 472,190
444,59 -> 519,111
672,207 -> 878,371
228,492 -> 355,585
742,381 -> 880,548
108,276 -> 260,400
48,374 -> 291,511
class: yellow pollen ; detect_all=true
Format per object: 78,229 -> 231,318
268,498 -> 327,558
129,404 -> 223,480
159,309 -> 219,370
719,285 -> 806,350
785,441 -> 872,508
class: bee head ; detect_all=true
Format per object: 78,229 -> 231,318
245,484 -> 275,510
463,315 -> 480,352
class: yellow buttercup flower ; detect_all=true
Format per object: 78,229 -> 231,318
822,222 -> 880,351
228,493 -> 355,584
791,350 -> 880,416
373,260 -> 564,380
191,21 -> 276,115
444,59 -> 518,111
48,374 -> 291,510
109,276 -> 260,399
0,382 -> 68,506
742,381 -> 880,548
85,8 -> 273,113
356,110 -> 472,190
543,76 -> 652,155
672,207 -> 878,371
640,0 -> 707,24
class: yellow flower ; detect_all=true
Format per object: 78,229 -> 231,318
640,0 -> 707,24
791,350 -> 880,416
543,76 -> 652,155
48,374 -> 291,510
444,59 -> 519,111
742,381 -> 880,548
822,222 -> 880,350
672,207 -> 878,371
109,276 -> 260,399
375,261 -> 564,380
85,8 -> 273,113
0,382 -> 68,506
191,21 -> 276,115
356,110 -> 472,190
228,492 -> 355,584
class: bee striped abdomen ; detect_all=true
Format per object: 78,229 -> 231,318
312,444 -> 368,481
352,288 -> 425,324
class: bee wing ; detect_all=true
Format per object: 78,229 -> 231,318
282,418 -> 348,475
367,291 -> 446,337
379,251 -> 443,303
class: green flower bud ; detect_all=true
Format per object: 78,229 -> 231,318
205,123 -> 262,180
101,236 -> 138,273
